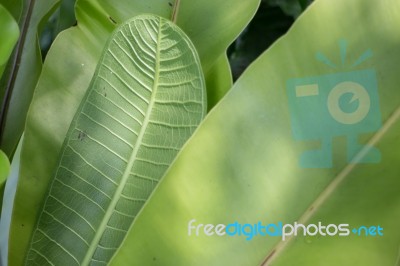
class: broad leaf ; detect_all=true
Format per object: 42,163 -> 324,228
111,0 -> 400,265
25,14 -> 205,265
0,4 -> 19,78
9,0 -> 259,264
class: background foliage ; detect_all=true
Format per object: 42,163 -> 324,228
3,0 -> 399,266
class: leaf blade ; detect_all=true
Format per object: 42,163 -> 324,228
0,148 -> 10,209
9,0 -> 259,264
25,14 -> 205,265
111,0 -> 400,265
0,4 -> 19,77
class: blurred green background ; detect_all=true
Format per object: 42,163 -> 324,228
39,0 -> 314,80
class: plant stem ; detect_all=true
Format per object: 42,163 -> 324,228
171,0 -> 180,24
0,0 -> 36,147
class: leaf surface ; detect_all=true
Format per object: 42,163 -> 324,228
0,4 -> 19,78
0,0 -> 60,156
111,0 -> 400,265
0,149 -> 10,210
25,14 -> 205,265
9,0 -> 259,264
0,136 -> 22,266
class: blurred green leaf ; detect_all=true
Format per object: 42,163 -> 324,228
229,3 -> 294,80
206,54 -> 233,108
267,0 -> 301,17
9,0 -> 259,264
0,0 -> 60,157
298,0 -> 310,10
56,0 -> 76,34
111,0 -> 400,265
0,136 -> 22,266
0,5 -> 19,78
0,149 -> 10,212
0,0 -> 23,20
39,0 -> 77,59
266,0 -> 312,18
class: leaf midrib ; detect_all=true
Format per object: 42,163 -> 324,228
261,106 -> 400,266
81,18 -> 163,265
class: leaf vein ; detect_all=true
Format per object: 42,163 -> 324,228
101,64 -> 151,104
86,101 -> 139,136
29,249 -> 56,266
48,195 -> 96,232
54,179 -> 107,212
80,112 -> 134,150
59,166 -> 112,200
106,49 -> 152,93
66,145 -> 119,186
98,76 -> 146,116
37,229 -> 80,265
112,35 -> 154,77
43,210 -> 90,246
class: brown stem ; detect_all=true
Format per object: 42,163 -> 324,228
171,0 -> 180,23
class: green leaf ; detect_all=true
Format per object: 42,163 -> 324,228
25,14 -> 205,265
0,136 -> 23,266
111,0 -> 400,265
205,54 -> 233,109
267,0 -> 302,18
0,149 -> 10,210
0,0 -> 60,157
0,0 -> 22,22
229,3 -> 294,80
0,4 -> 19,78
179,0 -> 260,108
55,0 -> 77,34
9,0 -> 259,264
